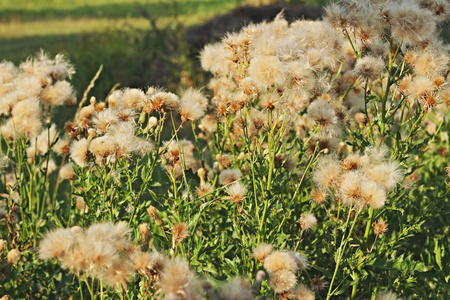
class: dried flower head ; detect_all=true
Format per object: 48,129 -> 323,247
90,136 -> 118,158
248,55 -> 287,90
376,290 -> 402,300
269,270 -> 297,294
361,181 -> 387,208
219,277 -> 254,300
353,56 -> 384,81
70,138 -> 91,167
0,239 -> 7,254
312,156 -> 342,190
199,114 -> 218,133
310,276 -> 328,292
253,243 -> 273,264
390,2 -> 436,45
311,188 -> 327,204
339,171 -> 364,207
40,80 -> 75,107
132,251 -> 165,278
59,163 -> 76,181
289,252 -> 309,271
373,219 -> 389,236
196,182 -> 213,198
365,161 -> 403,191
172,223 -> 189,249
157,258 -> 194,298
139,223 -> 150,244
39,228 -> 77,260
264,251 -> 298,274
7,249 -> 21,264
123,88 -> 145,110
308,99 -> 337,128
218,169 -> 241,185
287,283 -> 315,300
225,182 -> 247,204
147,205 -> 164,227
299,213 -> 317,231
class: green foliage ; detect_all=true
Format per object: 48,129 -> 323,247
1,1 -> 450,299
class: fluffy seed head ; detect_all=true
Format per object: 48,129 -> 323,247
196,182 -> 213,198
218,169 -> 241,185
313,156 -> 342,190
390,3 -> 436,45
291,252 -> 310,270
39,228 -> 77,260
70,138 -> 91,167
149,92 -> 180,113
353,56 -> 384,81
311,188 -> 327,204
339,171 -> 364,207
40,80 -> 75,107
59,163 -> 76,181
361,180 -> 387,208
181,88 -> 208,110
264,251 -> 298,274
172,223 -> 189,249
253,243 -> 273,264
374,219 -> 389,235
287,283 -> 315,300
199,114 -> 217,133
299,213 -> 317,231
364,161 -> 403,191
307,99 -> 337,127
248,55 -> 288,90
178,99 -> 205,122
219,278 -> 254,300
269,270 -> 297,293
90,136 -> 118,158
225,182 -> 247,204
0,239 -> 7,254
341,153 -> 370,171
123,88 -> 145,110
7,249 -> 21,264
132,251 -> 165,278
409,76 -> 434,100
376,290 -> 402,300
158,258 -> 193,297
93,109 -> 119,134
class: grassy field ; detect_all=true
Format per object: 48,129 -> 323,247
0,0 -> 327,98
0,0 -> 251,99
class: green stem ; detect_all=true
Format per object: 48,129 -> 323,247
326,208 -> 362,300
257,198 -> 269,244
83,274 -> 95,299
351,206 -> 374,298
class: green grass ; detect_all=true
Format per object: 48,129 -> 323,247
0,0 -> 328,98
0,0 -> 248,97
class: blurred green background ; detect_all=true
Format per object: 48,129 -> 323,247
0,0 -> 327,99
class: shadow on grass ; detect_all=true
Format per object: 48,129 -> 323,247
0,0 -> 246,22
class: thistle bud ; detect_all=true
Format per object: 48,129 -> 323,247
148,116 -> 158,129
139,223 -> 150,244
147,205 -> 164,227
0,239 -> 6,254
138,111 -> 146,124
7,249 -> 21,264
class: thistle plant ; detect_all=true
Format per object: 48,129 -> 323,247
1,0 -> 450,299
